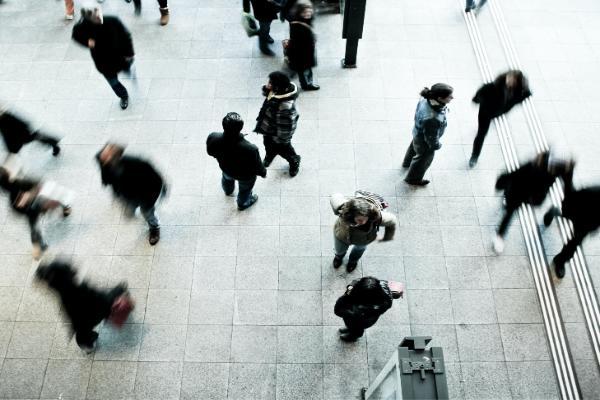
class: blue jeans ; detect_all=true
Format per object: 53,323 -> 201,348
334,236 -> 368,262
221,173 -> 256,208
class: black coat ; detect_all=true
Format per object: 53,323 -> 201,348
0,111 -> 38,153
206,132 -> 267,180
561,185 -> 600,233
72,16 -> 134,76
243,0 -> 280,21
288,20 -> 316,71
334,280 -> 393,330
97,154 -> 165,210
496,161 -> 560,209
473,79 -> 532,118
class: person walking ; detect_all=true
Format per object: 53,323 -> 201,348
286,0 -> 319,90
330,192 -> 397,272
334,277 -> 394,342
543,165 -> 599,278
469,70 -> 531,167
402,83 -> 454,186
0,168 -> 73,260
493,152 -> 572,254
72,6 -> 135,110
95,143 -> 165,245
0,104 -> 61,157
207,112 -> 267,211
243,0 -> 281,56
36,260 -> 131,352
131,0 -> 170,26
255,71 -> 301,177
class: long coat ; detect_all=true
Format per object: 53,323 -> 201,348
243,0 -> 280,21
288,20 -> 316,71
0,111 -> 38,153
72,16 -> 134,76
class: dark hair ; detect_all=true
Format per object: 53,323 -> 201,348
222,112 -> 244,134
292,0 -> 314,19
268,71 -> 291,94
420,83 -> 453,100
349,277 -> 388,305
339,198 -> 380,225
495,69 -> 527,88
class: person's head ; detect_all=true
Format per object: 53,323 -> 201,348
222,112 -> 244,136
348,277 -> 388,305
98,143 -> 125,166
293,0 -> 314,20
339,198 -> 379,227
420,83 -> 454,104
503,69 -> 526,89
267,71 -> 291,94
36,261 -> 78,291
81,5 -> 103,24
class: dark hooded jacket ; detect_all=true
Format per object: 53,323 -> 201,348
334,279 -> 393,330
72,16 -> 134,76
206,131 -> 267,180
0,111 -> 39,153
473,74 -> 532,118
243,0 -> 280,21
96,153 -> 164,210
254,83 -> 299,143
288,19 -> 316,71
560,170 -> 600,233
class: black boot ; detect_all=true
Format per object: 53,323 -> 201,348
346,260 -> 358,273
289,155 -> 301,177
553,257 -> 566,279
149,227 -> 160,245
263,155 -> 275,167
544,207 -> 559,227
333,255 -> 343,269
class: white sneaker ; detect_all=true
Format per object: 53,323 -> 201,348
65,14 -> 74,21
492,235 -> 505,254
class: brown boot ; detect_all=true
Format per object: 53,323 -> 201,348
159,7 -> 169,26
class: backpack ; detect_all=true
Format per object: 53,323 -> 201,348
355,190 -> 389,211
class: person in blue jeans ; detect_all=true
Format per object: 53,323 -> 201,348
465,0 -> 487,13
207,113 -> 267,210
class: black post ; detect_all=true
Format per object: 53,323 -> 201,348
341,0 -> 367,68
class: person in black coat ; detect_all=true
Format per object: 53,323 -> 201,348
0,168 -> 73,259
207,112 -> 267,211
543,168 -> 600,278
470,70 -> 531,167
492,152 -> 572,254
36,260 -> 128,352
243,0 -> 281,56
96,143 -> 165,245
287,0 -> 319,90
72,6 -> 135,110
334,276 -> 394,342
0,106 -> 61,156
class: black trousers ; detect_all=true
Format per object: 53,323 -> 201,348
497,204 -> 518,237
133,0 -> 168,8
263,136 -> 299,164
554,225 -> 589,266
258,19 -> 273,50
297,68 -> 314,88
403,138 -> 435,181
471,111 -> 494,159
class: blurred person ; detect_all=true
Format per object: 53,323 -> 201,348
465,0 -> 487,13
0,104 -> 61,157
402,83 -> 454,186
543,165 -> 600,278
470,70 -> 531,167
36,260 -> 132,352
493,152 -> 573,254
334,276 -> 394,342
96,143 -> 165,245
254,71 -> 301,177
131,0 -> 170,26
330,192 -> 397,272
72,6 -> 135,110
207,112 -> 267,210
243,0 -> 281,56
64,0 -> 75,20
0,168 -> 73,260
280,0 -> 298,22
286,0 -> 319,91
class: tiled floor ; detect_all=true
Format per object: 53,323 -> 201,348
0,0 -> 599,398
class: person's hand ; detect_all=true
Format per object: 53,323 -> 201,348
87,38 -> 95,49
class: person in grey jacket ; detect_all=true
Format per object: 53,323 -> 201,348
330,192 -> 397,272
402,83 -> 453,186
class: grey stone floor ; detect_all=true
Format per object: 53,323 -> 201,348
0,0 -> 598,399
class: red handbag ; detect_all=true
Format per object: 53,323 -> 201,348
107,294 -> 135,328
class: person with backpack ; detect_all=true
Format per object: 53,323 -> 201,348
334,276 -> 394,342
206,112 -> 267,211
402,83 -> 454,186
255,71 -> 301,177
330,191 -> 397,272
469,70 -> 531,167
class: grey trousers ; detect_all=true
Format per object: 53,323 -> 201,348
403,139 -> 435,182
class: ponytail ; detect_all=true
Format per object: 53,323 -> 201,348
420,83 -> 453,100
